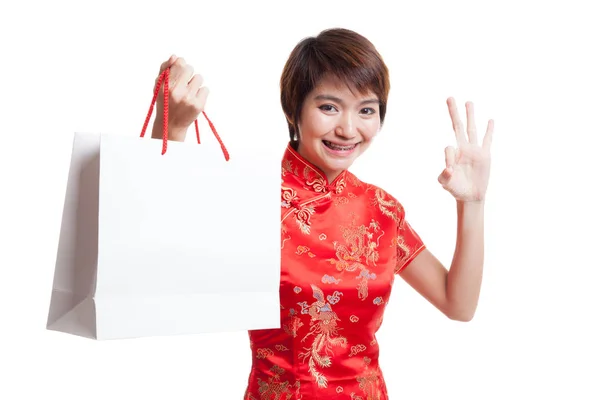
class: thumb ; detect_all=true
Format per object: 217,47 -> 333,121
437,166 -> 453,186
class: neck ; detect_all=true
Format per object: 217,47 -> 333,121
296,145 -> 342,184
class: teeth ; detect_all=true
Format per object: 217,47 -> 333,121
324,141 -> 356,151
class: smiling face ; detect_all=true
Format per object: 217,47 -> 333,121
296,75 -> 381,182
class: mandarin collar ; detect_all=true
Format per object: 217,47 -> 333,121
281,143 -> 347,195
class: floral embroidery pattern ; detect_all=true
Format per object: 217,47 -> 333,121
321,274 -> 341,285
281,186 -> 299,209
327,217 -> 385,300
393,236 -> 412,273
294,204 -> 315,234
372,187 -> 401,223
256,348 -> 274,359
349,344 -> 367,357
334,196 -> 349,207
283,308 -> 304,338
298,284 -> 348,388
281,224 -> 291,250
353,357 -> 384,400
251,365 -> 298,400
296,246 -> 316,258
306,176 -> 328,193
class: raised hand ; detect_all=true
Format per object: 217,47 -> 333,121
151,55 -> 209,142
437,97 -> 494,202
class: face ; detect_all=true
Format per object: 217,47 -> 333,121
296,75 -> 381,183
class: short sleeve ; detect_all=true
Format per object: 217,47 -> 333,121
394,205 -> 426,274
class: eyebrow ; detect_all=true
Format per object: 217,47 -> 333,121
314,94 -> 380,106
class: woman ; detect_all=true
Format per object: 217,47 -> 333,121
151,28 -> 493,400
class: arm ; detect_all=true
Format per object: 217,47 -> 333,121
399,200 -> 484,322
399,97 -> 493,322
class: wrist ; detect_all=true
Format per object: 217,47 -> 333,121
457,199 -> 485,206
457,199 -> 485,213
151,118 -> 187,142
456,200 -> 485,220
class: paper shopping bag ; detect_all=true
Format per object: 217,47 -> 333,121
46,69 -> 282,340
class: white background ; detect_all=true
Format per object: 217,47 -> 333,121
1,0 -> 599,399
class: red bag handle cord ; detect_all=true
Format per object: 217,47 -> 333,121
139,67 -> 230,161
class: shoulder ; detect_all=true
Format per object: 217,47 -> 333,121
344,171 -> 406,223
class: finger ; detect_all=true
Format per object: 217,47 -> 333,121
466,101 -> 478,144
187,73 -> 205,94
447,97 -> 467,145
444,146 -> 456,168
195,86 -> 210,111
155,54 -> 177,89
438,167 -> 453,186
482,119 -> 494,151
170,57 -> 194,89
158,54 -> 177,75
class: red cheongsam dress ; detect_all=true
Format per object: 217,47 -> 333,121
244,144 -> 425,400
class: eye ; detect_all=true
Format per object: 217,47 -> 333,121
319,104 -> 338,113
360,107 -> 377,115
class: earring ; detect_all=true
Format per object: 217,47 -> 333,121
293,132 -> 298,141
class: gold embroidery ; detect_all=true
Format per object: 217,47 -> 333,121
319,233 -> 327,241
298,284 -> 348,388
281,225 -> 291,250
354,356 -> 384,400
296,246 -> 316,258
392,236 -> 411,273
347,173 -> 362,188
255,365 -> 294,400
283,314 -> 304,338
275,344 -> 289,351
349,344 -> 367,357
356,371 -> 382,400
296,246 -> 310,255
306,176 -> 328,193
282,159 -> 296,176
333,196 -> 349,207
334,178 -> 346,194
372,188 -> 401,223
256,348 -> 274,359
327,216 -> 384,300
336,386 -> 344,393
281,186 -> 299,208
295,204 -> 315,234
350,315 -> 359,323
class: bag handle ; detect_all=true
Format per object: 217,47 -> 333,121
139,67 -> 230,161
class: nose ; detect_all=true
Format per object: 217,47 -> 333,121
334,112 -> 357,139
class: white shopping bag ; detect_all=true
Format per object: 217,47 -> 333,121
46,69 -> 282,340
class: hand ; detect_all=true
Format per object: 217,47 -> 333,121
151,55 -> 209,142
437,97 -> 494,202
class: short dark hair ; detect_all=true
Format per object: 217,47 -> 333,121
280,28 -> 390,148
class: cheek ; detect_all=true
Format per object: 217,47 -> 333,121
302,112 -> 335,139
360,119 -> 381,140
